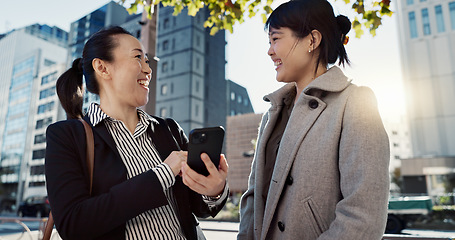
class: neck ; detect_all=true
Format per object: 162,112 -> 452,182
295,64 -> 327,104
99,93 -> 139,134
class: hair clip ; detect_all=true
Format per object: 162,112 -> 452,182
343,36 -> 349,45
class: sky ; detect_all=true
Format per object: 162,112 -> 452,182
0,0 -> 406,122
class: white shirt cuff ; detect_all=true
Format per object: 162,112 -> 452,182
152,163 -> 175,190
202,182 -> 229,207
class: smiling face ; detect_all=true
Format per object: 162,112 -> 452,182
268,27 -> 315,85
103,34 -> 152,108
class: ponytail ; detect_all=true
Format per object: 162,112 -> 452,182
56,58 -> 84,119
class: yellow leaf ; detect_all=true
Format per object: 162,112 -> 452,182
261,13 -> 267,24
210,27 -> 219,35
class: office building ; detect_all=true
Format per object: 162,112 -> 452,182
396,0 -> 455,157
396,0 -> 455,194
155,6 -> 254,134
67,1 -> 159,114
0,26 -> 67,207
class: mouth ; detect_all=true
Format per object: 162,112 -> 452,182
137,79 -> 150,90
274,59 -> 282,68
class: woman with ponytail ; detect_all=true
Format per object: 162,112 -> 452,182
238,0 -> 389,239
46,26 -> 228,240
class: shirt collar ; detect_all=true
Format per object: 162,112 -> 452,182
87,103 -> 110,126
86,103 -> 155,128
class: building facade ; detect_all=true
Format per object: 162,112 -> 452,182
396,0 -> 455,156
396,0 -> 455,194
0,27 -> 67,207
155,6 -> 254,134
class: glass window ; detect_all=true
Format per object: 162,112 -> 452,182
160,107 -> 167,117
39,86 -> 56,99
37,101 -> 55,114
162,62 -> 168,73
409,12 -> 418,38
163,18 -> 170,29
421,8 -> 431,35
231,92 -> 235,101
161,84 -> 168,95
450,2 -> 455,30
34,134 -> 46,144
32,149 -> 46,159
41,71 -> 57,85
163,40 -> 169,50
407,0 -> 413,5
435,5 -> 445,33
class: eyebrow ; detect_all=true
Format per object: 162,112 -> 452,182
269,30 -> 283,36
132,48 -> 144,54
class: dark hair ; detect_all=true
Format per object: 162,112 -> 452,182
265,0 -> 351,71
56,26 -> 133,119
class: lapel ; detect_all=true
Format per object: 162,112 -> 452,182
259,66 -> 351,238
83,115 -> 123,162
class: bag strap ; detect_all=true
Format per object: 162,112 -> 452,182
43,118 -> 95,240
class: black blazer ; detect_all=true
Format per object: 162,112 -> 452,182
45,115 -> 226,240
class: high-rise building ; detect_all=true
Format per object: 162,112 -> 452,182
396,0 -> 455,194
67,1 -> 156,114
0,25 -> 67,207
396,0 -> 455,157
155,6 -> 254,134
68,1 -> 131,111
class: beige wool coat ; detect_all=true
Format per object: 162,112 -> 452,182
238,66 -> 390,240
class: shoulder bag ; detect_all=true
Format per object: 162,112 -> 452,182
42,118 -> 95,240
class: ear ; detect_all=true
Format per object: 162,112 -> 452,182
309,29 -> 322,52
92,58 -> 111,81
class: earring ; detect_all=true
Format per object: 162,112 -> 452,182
308,48 -> 311,53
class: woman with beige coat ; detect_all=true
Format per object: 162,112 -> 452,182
238,0 -> 390,239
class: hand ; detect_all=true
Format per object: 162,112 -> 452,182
181,153 -> 228,197
163,151 -> 187,176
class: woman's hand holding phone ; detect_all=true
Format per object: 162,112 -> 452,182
181,153 -> 229,197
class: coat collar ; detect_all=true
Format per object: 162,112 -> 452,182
263,66 -> 351,107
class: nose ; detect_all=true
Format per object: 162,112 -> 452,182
142,59 -> 152,76
267,44 -> 274,57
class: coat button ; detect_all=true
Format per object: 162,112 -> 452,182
309,99 -> 318,109
286,175 -> 293,185
278,221 -> 285,232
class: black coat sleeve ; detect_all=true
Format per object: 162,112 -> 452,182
45,120 -> 169,240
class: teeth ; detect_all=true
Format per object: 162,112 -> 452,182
274,60 -> 282,66
138,79 -> 150,87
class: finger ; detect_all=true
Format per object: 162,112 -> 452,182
200,153 -> 219,176
181,163 -> 206,191
181,162 -> 204,184
218,154 -> 229,176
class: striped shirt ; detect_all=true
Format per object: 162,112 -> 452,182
87,103 -> 186,240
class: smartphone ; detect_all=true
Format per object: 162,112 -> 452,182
187,126 -> 225,176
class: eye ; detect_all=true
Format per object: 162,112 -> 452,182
145,59 -> 150,64
135,55 -> 142,60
